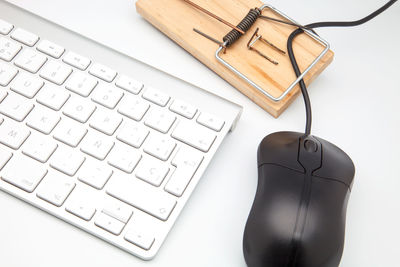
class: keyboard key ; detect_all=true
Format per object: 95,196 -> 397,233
63,51 -> 91,70
197,112 -> 225,132
22,134 -> 57,163
91,84 -> 123,109
142,87 -> 170,107
107,143 -> 141,173
80,131 -> 114,160
89,109 -> 122,136
144,108 -> 176,134
115,75 -> 143,94
0,120 -> 30,149
143,133 -> 176,161
117,95 -> 149,121
172,120 -> 216,152
66,198 -> 96,221
102,200 -> 132,224
0,93 -> 34,121
125,230 -> 155,250
36,84 -> 70,111
89,63 -> 117,82
40,60 -> 72,85
0,62 -> 18,86
26,105 -> 60,134
165,147 -> 203,197
0,150 -> 12,171
53,118 -> 87,147
11,28 -> 39,46
78,159 -> 113,190
63,96 -> 96,123
14,49 -> 47,73
135,156 -> 169,186
50,147 -> 85,176
0,37 -> 21,61
10,73 -> 44,98
169,99 -> 197,119
1,155 -> 47,193
36,40 -> 64,58
107,177 -> 177,221
116,122 -> 149,148
0,19 -> 13,35
95,212 -> 125,235
36,173 -> 75,207
65,72 -> 98,97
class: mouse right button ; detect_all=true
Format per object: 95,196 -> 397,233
313,137 -> 355,188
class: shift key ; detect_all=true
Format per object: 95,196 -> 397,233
106,177 -> 176,221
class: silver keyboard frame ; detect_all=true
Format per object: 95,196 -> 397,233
0,0 -> 242,260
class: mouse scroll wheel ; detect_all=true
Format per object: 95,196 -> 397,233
304,140 -> 318,152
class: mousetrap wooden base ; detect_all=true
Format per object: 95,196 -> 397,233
136,0 -> 334,117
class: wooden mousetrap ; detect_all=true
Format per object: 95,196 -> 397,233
136,0 -> 334,117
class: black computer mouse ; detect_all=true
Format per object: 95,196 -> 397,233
243,131 -> 355,267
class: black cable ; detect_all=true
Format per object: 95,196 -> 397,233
286,0 -> 397,135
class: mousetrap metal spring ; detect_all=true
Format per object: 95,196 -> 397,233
223,8 -> 261,47
183,0 -> 330,102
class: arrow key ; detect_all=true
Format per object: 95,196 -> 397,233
95,212 -> 125,236
66,199 -> 96,221
125,229 -> 155,250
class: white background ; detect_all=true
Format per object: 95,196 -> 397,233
1,0 -> 399,266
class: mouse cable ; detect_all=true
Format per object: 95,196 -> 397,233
265,0 -> 398,135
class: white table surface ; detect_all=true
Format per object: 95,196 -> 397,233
1,0 -> 399,266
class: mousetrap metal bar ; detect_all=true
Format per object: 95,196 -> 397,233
187,1 -> 330,102
216,4 -> 330,102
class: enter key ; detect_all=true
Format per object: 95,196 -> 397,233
165,147 -> 204,197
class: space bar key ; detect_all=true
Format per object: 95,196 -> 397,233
106,177 -> 177,221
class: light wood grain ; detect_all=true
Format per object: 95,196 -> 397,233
136,0 -> 334,117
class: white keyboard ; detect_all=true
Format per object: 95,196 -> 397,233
0,1 -> 241,260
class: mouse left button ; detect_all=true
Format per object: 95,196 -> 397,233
257,132 -> 304,172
